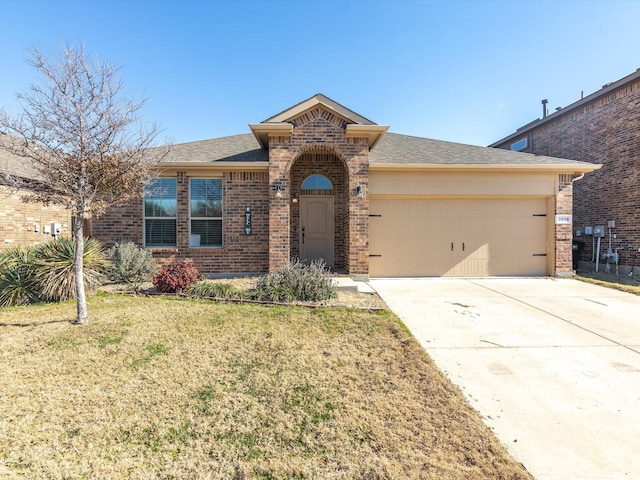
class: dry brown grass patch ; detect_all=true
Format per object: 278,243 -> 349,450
0,295 -> 530,479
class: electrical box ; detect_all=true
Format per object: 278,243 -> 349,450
593,225 -> 606,238
575,229 -> 582,237
43,225 -> 51,234
608,220 -> 616,228
584,226 -> 593,235
51,223 -> 62,235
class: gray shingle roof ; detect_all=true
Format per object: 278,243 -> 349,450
370,132 -> 591,166
160,134 -> 267,163
0,135 -> 39,179
159,131 -> 591,168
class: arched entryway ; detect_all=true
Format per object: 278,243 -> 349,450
290,151 -> 348,270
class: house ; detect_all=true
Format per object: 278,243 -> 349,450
61,95 -> 599,278
490,69 -> 640,275
0,138 -> 71,249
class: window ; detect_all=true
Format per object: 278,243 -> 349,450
510,137 -> 528,151
301,174 -> 333,190
144,178 -> 177,247
190,178 -> 223,247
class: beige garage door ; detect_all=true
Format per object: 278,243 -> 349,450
369,198 -> 548,277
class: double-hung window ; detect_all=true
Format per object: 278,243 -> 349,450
144,178 -> 177,247
190,178 -> 223,247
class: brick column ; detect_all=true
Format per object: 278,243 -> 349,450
347,149 -> 369,278
176,171 -> 190,248
268,140 -> 292,272
555,174 -> 573,276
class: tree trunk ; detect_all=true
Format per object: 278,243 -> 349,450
73,214 -> 88,324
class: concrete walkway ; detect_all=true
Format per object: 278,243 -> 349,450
370,278 -> 640,480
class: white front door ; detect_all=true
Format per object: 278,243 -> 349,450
300,196 -> 334,266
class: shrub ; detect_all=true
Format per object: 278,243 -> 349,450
254,259 -> 336,302
107,242 -> 158,290
152,260 -> 199,294
35,237 -> 111,302
187,281 -> 241,299
0,238 -> 110,306
0,247 -> 42,306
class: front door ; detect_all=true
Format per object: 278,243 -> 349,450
300,196 -> 334,266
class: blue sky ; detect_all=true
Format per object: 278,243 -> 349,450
1,0 -> 639,147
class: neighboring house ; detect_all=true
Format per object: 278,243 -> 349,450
0,138 -> 71,250
85,95 -> 596,278
490,69 -> 640,274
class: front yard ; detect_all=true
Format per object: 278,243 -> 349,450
0,295 -> 530,479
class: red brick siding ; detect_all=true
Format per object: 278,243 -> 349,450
0,185 -> 72,249
498,78 -> 640,268
92,171 -> 269,275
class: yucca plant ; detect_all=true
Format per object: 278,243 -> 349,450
0,247 -> 42,306
34,237 -> 111,302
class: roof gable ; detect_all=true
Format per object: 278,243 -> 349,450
249,94 -> 388,149
264,94 -> 375,126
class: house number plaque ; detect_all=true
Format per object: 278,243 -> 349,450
244,207 -> 252,235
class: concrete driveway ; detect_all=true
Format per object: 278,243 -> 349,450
370,278 -> 640,480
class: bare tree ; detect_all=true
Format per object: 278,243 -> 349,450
0,45 -> 167,323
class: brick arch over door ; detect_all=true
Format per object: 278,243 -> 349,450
290,151 -> 348,268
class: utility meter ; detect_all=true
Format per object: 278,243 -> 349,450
592,225 -> 605,238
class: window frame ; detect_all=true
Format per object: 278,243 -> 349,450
143,177 -> 177,248
301,174 -> 333,190
189,177 -> 223,248
510,137 -> 528,152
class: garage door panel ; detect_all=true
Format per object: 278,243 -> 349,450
369,198 -> 548,277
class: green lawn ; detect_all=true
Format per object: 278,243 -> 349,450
0,295 -> 531,479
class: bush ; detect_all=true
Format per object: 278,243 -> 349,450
187,281 -> 241,299
107,242 -> 158,290
0,247 -> 41,306
0,238 -> 110,306
254,259 -> 336,302
152,260 -> 199,294
35,237 -> 111,302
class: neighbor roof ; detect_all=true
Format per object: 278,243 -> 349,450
0,134 -> 39,180
489,67 -> 640,147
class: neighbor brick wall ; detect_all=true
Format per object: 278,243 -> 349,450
0,185 -> 72,249
267,107 -> 370,275
92,171 -> 269,275
497,77 -> 640,268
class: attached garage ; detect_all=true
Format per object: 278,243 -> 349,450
365,130 -> 596,278
369,197 -> 549,277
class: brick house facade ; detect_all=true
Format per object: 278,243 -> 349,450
9,94 -> 592,278
490,69 -> 640,274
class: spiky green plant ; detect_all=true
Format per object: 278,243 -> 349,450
0,247 -> 42,306
35,237 -> 111,302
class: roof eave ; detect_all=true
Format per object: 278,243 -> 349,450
345,124 -> 390,149
370,162 -> 602,175
157,161 -> 268,171
248,123 -> 293,149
